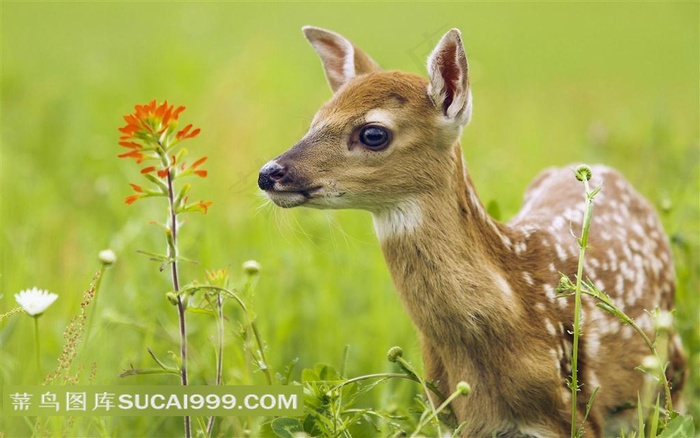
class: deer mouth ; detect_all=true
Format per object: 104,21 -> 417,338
264,186 -> 322,208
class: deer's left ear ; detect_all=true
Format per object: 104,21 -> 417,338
427,29 -> 472,126
302,26 -> 381,93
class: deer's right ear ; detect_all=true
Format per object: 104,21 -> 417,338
302,26 -> 381,93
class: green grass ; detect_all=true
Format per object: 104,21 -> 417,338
1,2 -> 698,437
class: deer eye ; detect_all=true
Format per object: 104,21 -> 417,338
358,125 -> 390,150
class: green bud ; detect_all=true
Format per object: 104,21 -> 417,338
242,260 -> 261,276
166,293 -> 179,306
575,165 -> 593,182
387,346 -> 404,363
456,381 -> 471,396
640,355 -> 660,372
654,310 -> 673,333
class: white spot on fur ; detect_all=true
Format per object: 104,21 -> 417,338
544,284 -> 556,302
522,272 -> 534,285
373,201 -> 422,240
544,319 -> 557,336
494,273 -> 516,304
554,243 -> 567,261
586,331 -> 601,357
561,387 -> 571,404
516,241 -> 528,254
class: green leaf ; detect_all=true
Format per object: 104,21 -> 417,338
185,307 -> 216,317
302,413 -> 323,436
649,395 -> 660,437
301,367 -> 320,382
136,249 -> 170,262
637,393 -> 645,438
658,415 -> 695,437
314,363 -> 343,381
270,417 -> 303,438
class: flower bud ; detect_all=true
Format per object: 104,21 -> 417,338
654,311 -> 673,333
640,355 -> 660,372
98,249 -> 117,266
575,165 -> 593,182
456,381 -> 471,396
166,293 -> 179,306
387,346 -> 404,363
242,260 -> 261,276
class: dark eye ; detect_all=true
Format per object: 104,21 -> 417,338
359,125 -> 390,150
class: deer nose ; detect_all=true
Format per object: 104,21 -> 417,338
258,161 -> 287,190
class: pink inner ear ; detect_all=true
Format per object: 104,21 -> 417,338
439,42 -> 460,114
318,36 -> 348,78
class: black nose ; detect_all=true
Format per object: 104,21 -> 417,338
258,161 -> 287,190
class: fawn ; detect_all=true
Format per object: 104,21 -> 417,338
258,26 -> 686,436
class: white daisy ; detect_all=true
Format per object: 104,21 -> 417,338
14,287 -> 58,316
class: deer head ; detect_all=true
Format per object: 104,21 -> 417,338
258,26 -> 473,213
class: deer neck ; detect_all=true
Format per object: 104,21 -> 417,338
372,142 -> 521,345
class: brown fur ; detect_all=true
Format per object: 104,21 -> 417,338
259,27 -> 686,437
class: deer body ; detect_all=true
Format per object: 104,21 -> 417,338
259,27 -> 685,437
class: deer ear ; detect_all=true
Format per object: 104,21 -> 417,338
427,29 -> 472,125
302,26 -> 381,93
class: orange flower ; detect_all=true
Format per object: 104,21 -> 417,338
125,194 -> 142,205
188,156 -> 208,178
197,201 -> 213,214
118,100 -> 190,150
176,124 -> 201,141
118,150 -> 145,163
118,100 -> 208,211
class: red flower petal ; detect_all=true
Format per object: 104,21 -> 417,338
171,106 -> 186,121
157,168 -> 170,178
186,128 -> 201,139
119,141 -> 142,150
191,156 -> 207,169
141,166 -> 156,174
177,124 -> 193,139
194,170 -> 208,178
125,195 -> 141,205
118,150 -> 145,162
198,201 -> 213,214
129,183 -> 144,193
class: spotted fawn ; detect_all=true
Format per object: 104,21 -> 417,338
258,26 -> 686,436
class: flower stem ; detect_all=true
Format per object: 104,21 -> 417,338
167,168 -> 191,438
85,263 -> 107,343
34,316 -> 41,373
571,178 -> 595,437
206,294 -> 224,436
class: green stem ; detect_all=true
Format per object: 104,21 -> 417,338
411,388 -> 464,438
251,321 -> 272,385
396,356 -> 441,436
85,264 -> 107,343
206,294 -> 224,436
571,178 -> 594,437
34,316 -> 41,373
166,165 -> 191,438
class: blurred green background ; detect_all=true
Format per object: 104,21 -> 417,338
2,2 -> 698,436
